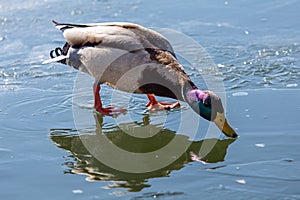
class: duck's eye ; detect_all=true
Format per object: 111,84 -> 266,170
203,96 -> 211,107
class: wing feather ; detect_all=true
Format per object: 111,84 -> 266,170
53,21 -> 174,53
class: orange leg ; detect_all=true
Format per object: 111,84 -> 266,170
146,94 -> 180,111
93,83 -> 127,116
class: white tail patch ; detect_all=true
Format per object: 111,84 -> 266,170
42,55 -> 68,64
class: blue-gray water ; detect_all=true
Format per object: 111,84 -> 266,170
1,0 -> 300,199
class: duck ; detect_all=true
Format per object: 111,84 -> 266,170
43,20 -> 238,138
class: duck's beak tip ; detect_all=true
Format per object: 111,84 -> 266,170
231,132 -> 238,138
220,122 -> 238,139
222,127 -> 238,139
214,112 -> 238,139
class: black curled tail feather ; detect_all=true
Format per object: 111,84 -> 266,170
49,42 -> 70,64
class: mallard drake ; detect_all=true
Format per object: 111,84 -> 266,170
44,21 -> 237,138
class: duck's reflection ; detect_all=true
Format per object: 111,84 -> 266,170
50,113 -> 235,192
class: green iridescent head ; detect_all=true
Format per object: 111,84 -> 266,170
186,89 -> 238,138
